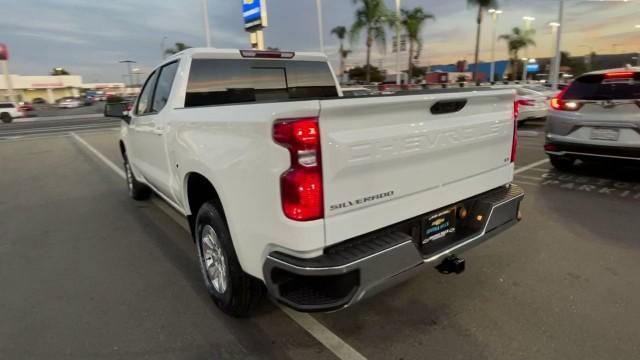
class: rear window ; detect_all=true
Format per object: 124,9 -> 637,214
563,72 -> 640,100
185,59 -> 338,107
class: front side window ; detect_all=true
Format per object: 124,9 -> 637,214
136,71 -> 158,115
185,59 -> 338,107
152,62 -> 179,112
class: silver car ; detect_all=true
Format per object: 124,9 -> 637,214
545,67 -> 640,169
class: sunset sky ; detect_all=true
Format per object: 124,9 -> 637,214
2,0 -> 639,81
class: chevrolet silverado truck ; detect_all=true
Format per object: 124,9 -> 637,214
105,48 -> 524,317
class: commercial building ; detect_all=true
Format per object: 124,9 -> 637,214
0,74 -> 128,103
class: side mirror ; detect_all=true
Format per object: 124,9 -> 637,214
104,102 -> 131,124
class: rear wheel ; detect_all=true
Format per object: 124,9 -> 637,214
0,112 -> 12,124
549,155 -> 574,170
195,202 -> 264,317
124,160 -> 151,200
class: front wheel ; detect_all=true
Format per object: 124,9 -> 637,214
195,202 -> 264,317
1,112 -> 12,124
549,155 -> 574,170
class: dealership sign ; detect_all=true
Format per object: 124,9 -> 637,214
0,43 -> 8,61
243,0 -> 268,30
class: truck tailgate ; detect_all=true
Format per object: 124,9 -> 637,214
319,90 -> 516,245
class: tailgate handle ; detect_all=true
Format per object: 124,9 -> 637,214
430,99 -> 467,115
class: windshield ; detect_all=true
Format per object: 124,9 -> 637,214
563,73 -> 640,100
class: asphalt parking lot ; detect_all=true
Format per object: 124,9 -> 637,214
1,118 -> 639,360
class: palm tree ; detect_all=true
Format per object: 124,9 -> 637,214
164,42 -> 191,56
350,0 -> 393,83
467,0 -> 497,83
331,26 -> 351,79
499,27 -> 536,79
401,7 -> 435,81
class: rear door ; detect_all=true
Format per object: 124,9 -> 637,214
319,90 -> 516,244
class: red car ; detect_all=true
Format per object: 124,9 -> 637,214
18,102 -> 34,112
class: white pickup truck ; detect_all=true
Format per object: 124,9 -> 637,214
106,48 -> 524,317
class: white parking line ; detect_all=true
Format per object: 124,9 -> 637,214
70,132 -> 125,179
278,305 -> 367,360
515,158 -> 550,175
515,174 -> 542,181
69,131 -> 367,360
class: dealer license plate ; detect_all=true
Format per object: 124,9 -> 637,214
422,207 -> 457,245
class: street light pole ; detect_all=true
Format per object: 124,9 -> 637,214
161,36 -> 168,59
488,9 -> 502,84
395,0 -> 401,85
551,0 -> 564,92
119,60 -> 136,88
201,0 -> 211,47
522,16 -> 535,82
316,0 -> 324,53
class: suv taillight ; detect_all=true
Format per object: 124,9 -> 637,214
511,101 -> 518,163
273,117 -> 323,221
550,84 -> 582,111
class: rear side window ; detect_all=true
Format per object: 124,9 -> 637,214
563,73 -> 640,100
185,59 -> 338,107
136,71 -> 158,115
152,61 -> 179,112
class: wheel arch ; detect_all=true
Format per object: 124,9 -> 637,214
184,172 -> 227,237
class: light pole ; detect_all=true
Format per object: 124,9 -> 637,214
119,60 -> 136,87
395,0 -> 401,85
161,36 -> 168,59
315,0 -> 324,53
488,9 -> 502,84
550,0 -> 564,91
201,0 -> 211,47
522,16 -> 535,82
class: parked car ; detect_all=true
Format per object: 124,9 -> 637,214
106,48 -> 524,317
17,101 -> 34,112
57,98 -> 82,108
0,102 -> 26,123
32,97 -> 47,104
83,97 -> 94,106
545,67 -> 640,169
515,88 -> 549,123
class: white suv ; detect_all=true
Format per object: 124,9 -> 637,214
0,102 -> 25,123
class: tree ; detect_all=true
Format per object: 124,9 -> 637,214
331,26 -> 351,79
51,67 -> 70,76
467,0 -> 498,83
164,42 -> 191,56
499,27 -> 536,80
401,7 -> 434,81
348,65 -> 385,83
350,0 -> 393,83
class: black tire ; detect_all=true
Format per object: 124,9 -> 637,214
195,202 -> 264,317
549,155 -> 574,170
124,160 -> 151,200
1,112 -> 12,124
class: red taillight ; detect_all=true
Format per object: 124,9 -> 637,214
273,117 -> 323,221
604,71 -> 634,79
550,84 -> 582,111
511,101 -> 518,163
